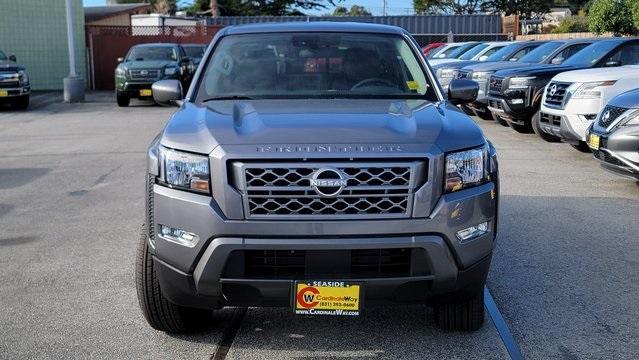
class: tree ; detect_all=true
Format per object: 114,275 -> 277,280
332,5 -> 372,16
413,0 -> 484,14
551,15 -> 588,33
588,0 -> 635,35
188,0 -> 342,16
481,0 -> 552,19
114,0 -> 177,14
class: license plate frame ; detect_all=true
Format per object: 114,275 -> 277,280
139,89 -> 152,97
588,133 -> 600,150
293,280 -> 362,316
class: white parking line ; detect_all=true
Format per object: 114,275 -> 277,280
485,286 -> 523,360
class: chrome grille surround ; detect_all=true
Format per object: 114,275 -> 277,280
230,161 -> 426,220
543,82 -> 571,109
488,75 -> 504,94
597,105 -> 627,129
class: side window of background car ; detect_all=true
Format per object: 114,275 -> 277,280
551,44 -> 589,64
482,46 -> 504,58
605,43 -> 639,66
509,46 -> 535,61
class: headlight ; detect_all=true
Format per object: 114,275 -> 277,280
115,67 -> 125,76
471,71 -> 491,80
508,76 -> 535,89
620,109 -> 639,127
445,146 -> 488,193
438,68 -> 457,79
18,70 -> 28,84
159,147 -> 210,194
164,67 -> 178,75
570,81 -> 616,99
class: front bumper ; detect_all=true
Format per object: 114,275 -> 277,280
540,99 -> 600,143
0,85 -> 30,99
486,95 -> 534,126
589,127 -> 639,180
150,178 -> 498,309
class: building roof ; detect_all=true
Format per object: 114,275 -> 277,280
85,3 -> 152,22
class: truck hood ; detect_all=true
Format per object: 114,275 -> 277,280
461,61 -> 535,73
123,60 -> 175,69
552,65 -> 639,82
0,60 -> 22,72
494,63 -> 583,78
160,99 -> 485,155
432,60 -> 480,71
428,58 -> 460,66
608,88 -> 639,109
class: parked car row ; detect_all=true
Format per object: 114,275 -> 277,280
429,38 -> 639,183
0,49 -> 30,110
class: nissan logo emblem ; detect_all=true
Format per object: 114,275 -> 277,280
602,110 -> 611,121
549,84 -> 558,96
309,168 -> 348,197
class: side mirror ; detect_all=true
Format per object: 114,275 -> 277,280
479,55 -> 488,61
448,79 -> 478,105
117,57 -> 124,63
551,57 -> 564,65
605,60 -> 621,67
152,80 -> 183,106
8,54 -> 16,62
508,57 -> 518,62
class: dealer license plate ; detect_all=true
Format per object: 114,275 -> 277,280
294,281 -> 361,316
588,133 -> 600,150
0,90 -> 8,97
139,89 -> 152,97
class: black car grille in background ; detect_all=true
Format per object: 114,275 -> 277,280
0,72 -> 20,88
456,70 -> 470,79
540,112 -> 561,127
230,248 -> 414,279
597,105 -> 627,128
488,76 -> 504,93
234,161 -> 423,219
544,82 -> 571,109
129,69 -> 160,80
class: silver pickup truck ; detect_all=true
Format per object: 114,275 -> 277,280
136,22 -> 499,333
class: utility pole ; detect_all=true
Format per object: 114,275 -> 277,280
210,0 -> 219,17
383,0 -> 387,16
63,0 -> 84,102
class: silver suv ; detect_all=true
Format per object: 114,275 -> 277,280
136,22 -> 499,333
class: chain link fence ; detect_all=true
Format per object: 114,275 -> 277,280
412,33 -> 511,47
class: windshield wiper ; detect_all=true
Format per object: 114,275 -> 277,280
201,95 -> 255,102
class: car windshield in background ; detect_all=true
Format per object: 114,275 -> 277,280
196,32 -> 434,102
126,46 -> 177,61
0,50 -> 6,60
184,46 -> 205,59
458,43 -> 489,60
485,43 -> 523,62
562,41 -> 620,66
446,43 -> 480,58
518,41 -> 564,63
431,44 -> 462,58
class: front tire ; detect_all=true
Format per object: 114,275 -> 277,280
475,108 -> 495,121
434,291 -> 485,331
531,110 -> 561,142
571,141 -> 591,153
135,223 -> 212,333
11,95 -> 29,110
116,92 -> 130,107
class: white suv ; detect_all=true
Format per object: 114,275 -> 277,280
539,65 -> 639,151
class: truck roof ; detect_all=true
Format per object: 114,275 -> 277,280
221,22 -> 407,36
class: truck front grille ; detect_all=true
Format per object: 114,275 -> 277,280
488,76 -> 504,93
544,82 -> 571,109
129,69 -> 160,80
597,105 -> 627,129
0,72 -> 20,88
231,161 -> 425,219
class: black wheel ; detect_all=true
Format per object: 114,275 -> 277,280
136,223 -> 212,333
476,108 -> 494,121
460,105 -> 475,116
434,291 -> 485,331
11,95 -> 29,110
495,115 -> 510,127
508,119 -> 533,133
531,110 -> 561,142
116,92 -> 130,107
571,141 -> 591,153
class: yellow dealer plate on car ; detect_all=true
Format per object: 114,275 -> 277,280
294,281 -> 361,316
139,89 -> 152,97
588,133 -> 600,150
0,90 -> 8,97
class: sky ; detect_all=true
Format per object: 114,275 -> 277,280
81,0 -> 415,16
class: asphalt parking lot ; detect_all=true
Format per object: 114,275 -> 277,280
0,94 -> 637,359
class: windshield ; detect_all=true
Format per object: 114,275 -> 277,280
0,50 -> 6,60
184,46 -> 205,59
126,46 -> 178,61
446,43 -> 480,59
519,41 -> 564,63
485,43 -> 522,62
430,44 -> 462,59
459,43 -> 489,60
562,41 -> 620,66
195,32 -> 436,102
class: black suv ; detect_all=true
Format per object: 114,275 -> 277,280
0,50 -> 30,110
487,38 -> 639,134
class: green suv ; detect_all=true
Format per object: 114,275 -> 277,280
114,43 -> 193,107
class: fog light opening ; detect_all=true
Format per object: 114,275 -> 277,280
510,98 -> 524,104
158,225 -> 200,248
456,221 -> 489,242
